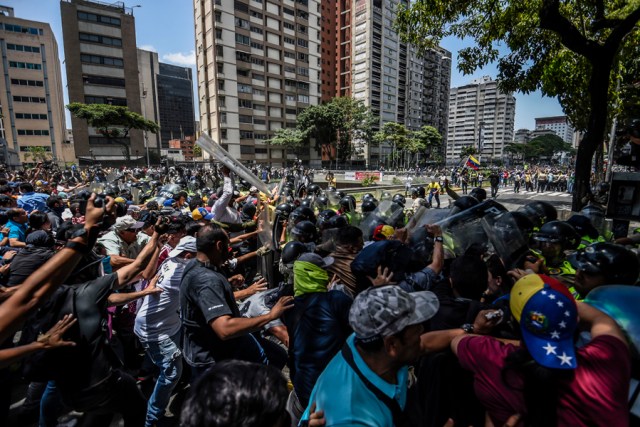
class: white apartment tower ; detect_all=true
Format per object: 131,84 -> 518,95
351,0 -> 408,168
193,0 -> 321,166
447,76 -> 515,163
535,116 -> 574,145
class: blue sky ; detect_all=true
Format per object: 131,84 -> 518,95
7,0 -> 564,130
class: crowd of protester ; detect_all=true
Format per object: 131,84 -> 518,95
0,160 -> 638,427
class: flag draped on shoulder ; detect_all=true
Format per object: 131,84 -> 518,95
466,155 -> 480,170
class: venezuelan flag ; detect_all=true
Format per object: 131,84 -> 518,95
466,155 -> 480,170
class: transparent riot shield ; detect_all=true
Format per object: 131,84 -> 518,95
481,211 -> 530,269
131,187 -> 141,204
433,200 -> 508,258
359,200 -> 406,240
196,133 -> 270,195
89,182 -> 105,194
584,285 -> 640,352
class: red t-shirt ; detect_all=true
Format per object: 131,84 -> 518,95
457,335 -> 631,427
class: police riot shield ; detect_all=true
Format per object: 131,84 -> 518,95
481,211 -> 530,269
359,200 -> 405,240
89,182 -> 105,195
130,187 -> 141,204
196,133 -> 271,195
579,204 -> 606,235
433,200 -> 508,258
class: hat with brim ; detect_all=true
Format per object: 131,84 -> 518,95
169,235 -> 197,257
113,215 -> 145,232
511,274 -> 578,370
349,285 -> 439,340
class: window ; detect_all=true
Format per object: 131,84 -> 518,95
240,130 -> 254,139
19,146 -> 50,152
250,10 -> 263,19
252,73 -> 264,81
13,96 -> 46,103
2,23 -> 43,35
253,103 -> 265,111
283,7 -> 294,15
284,65 -> 295,73
80,54 -> 123,67
250,41 -> 263,50
216,45 -> 224,56
77,11 -> 120,26
284,51 -> 296,59
235,17 -> 250,28
236,51 -> 252,62
218,96 -> 226,107
255,148 -> 268,153
283,22 -> 295,30
220,112 -> 227,123
217,62 -> 224,73
240,145 -> 255,154
298,24 -> 307,33
79,33 -> 122,46
7,44 -> 40,53
251,57 -> 264,66
83,75 -> 126,87
237,68 -> 250,77
298,81 -> 309,91
216,29 -> 223,39
250,26 -> 263,34
17,129 -> 50,136
252,88 -> 265,96
15,113 -> 47,120
297,38 -> 308,48
85,96 -> 127,106
11,79 -> 43,87
218,80 -> 225,90
215,11 -> 222,22
235,34 -> 250,45
239,115 -> 253,124
297,52 -> 308,62
9,61 -> 42,70
234,0 -> 249,13
239,99 -> 253,108
238,84 -> 252,93
285,94 -> 296,101
284,36 -> 295,45
285,108 -> 297,115
298,94 -> 310,103
254,119 -> 266,125
221,129 -> 228,139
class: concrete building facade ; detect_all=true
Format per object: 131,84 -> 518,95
193,0 -> 321,166
157,62 -> 195,149
535,115 -> 574,145
61,0 -> 144,164
447,76 -> 515,163
0,6 -> 71,165
137,47 -> 161,158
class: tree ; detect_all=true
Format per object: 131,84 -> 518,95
193,145 -> 203,159
266,128 -> 306,150
373,122 -> 411,169
396,0 -> 640,210
413,125 -> 443,164
527,134 -> 576,159
23,146 -> 50,163
67,103 -> 159,162
297,97 -> 375,166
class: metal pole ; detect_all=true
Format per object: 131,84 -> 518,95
605,78 -> 621,183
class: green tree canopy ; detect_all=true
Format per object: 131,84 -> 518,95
459,146 -> 479,159
67,103 -> 159,160
296,97 -> 375,164
266,128 -> 306,150
396,0 -> 640,210
23,146 -> 50,163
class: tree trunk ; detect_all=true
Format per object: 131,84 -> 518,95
572,61 -> 612,211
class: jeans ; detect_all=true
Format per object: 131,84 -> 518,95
40,381 -> 65,427
428,193 -> 440,208
142,332 -> 183,427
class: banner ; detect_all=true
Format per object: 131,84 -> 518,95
344,171 -> 381,181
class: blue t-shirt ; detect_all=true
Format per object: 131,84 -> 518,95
6,219 -> 27,242
18,192 -> 50,213
300,334 -> 408,427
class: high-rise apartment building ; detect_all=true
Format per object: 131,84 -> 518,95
61,0 -> 144,164
350,0 -> 408,167
193,0 -> 321,166
535,115 -> 574,145
137,47 -> 161,157
447,76 -> 515,163
406,46 -> 451,159
0,6 -> 70,165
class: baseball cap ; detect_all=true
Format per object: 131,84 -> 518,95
372,224 -> 395,241
510,274 -> 578,370
192,207 -> 214,221
169,235 -> 197,257
296,252 -> 334,269
113,215 -> 145,232
349,285 -> 439,341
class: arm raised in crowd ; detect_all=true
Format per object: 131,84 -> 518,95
0,194 -> 115,344
210,296 -> 293,340
114,224 -> 163,288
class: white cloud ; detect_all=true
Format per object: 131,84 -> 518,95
138,44 -> 157,52
162,50 -> 196,66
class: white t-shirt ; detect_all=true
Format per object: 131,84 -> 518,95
134,257 -> 187,343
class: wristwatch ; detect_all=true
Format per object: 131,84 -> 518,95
434,236 -> 444,243
461,323 -> 475,334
